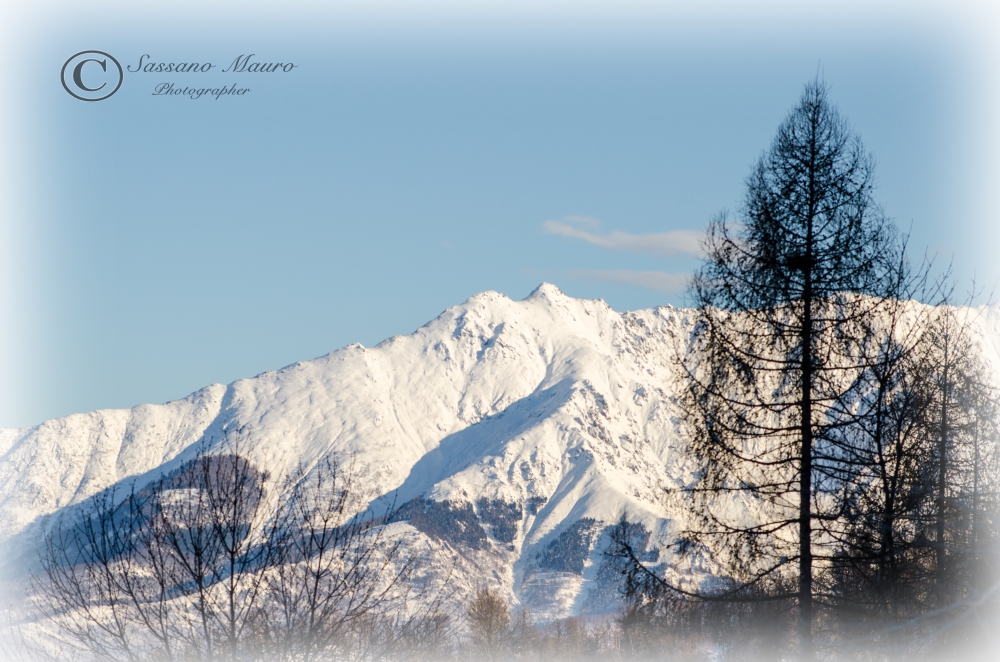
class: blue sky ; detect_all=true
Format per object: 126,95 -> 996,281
1,0 -> 997,428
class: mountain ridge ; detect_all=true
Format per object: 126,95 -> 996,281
4,284 -> 1000,620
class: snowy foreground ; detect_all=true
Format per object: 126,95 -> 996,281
4,284 -> 1000,623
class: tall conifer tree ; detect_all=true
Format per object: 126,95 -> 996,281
680,81 -> 905,658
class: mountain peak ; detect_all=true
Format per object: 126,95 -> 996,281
526,282 -> 566,300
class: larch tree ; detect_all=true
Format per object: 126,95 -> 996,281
678,80 -> 909,659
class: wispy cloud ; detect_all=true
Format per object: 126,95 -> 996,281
571,269 -> 690,294
542,217 -> 703,257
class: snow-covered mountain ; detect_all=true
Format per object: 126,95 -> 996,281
4,284 -> 1000,620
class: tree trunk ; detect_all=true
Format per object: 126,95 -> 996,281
798,122 -> 818,662
799,298 -> 814,660
936,333 -> 949,607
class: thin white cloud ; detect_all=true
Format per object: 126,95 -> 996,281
542,217 -> 703,257
571,269 -> 690,294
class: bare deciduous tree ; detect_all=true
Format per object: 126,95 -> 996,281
31,431 -> 435,662
254,455 -> 415,661
466,587 -> 518,661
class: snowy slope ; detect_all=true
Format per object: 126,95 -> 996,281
3,284 -> 1000,620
